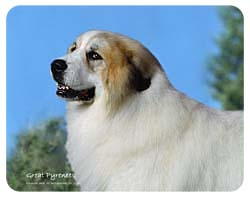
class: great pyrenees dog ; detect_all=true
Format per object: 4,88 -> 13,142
51,30 -> 243,191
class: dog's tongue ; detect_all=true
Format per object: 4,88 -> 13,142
79,89 -> 89,96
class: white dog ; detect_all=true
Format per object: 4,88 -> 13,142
51,30 -> 243,191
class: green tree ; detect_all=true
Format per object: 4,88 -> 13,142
7,118 -> 80,191
208,6 -> 243,110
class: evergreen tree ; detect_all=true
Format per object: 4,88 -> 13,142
208,6 -> 243,110
7,118 -> 80,191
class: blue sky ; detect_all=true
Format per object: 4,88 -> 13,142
7,6 -> 223,154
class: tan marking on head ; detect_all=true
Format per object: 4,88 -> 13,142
100,37 -> 131,106
87,32 -> 162,111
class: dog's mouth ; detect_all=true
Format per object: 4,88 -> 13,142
56,83 -> 95,102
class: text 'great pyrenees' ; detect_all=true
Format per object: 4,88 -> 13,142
51,30 -> 243,191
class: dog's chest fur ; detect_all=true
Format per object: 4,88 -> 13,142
65,83 -> 189,190
66,99 -> 171,190
65,79 -> 243,191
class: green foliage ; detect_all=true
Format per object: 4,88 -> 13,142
208,6 -> 243,110
7,118 -> 80,191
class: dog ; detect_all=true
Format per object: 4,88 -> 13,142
51,30 -> 243,191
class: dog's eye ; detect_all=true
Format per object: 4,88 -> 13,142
87,51 -> 103,61
69,42 -> 77,52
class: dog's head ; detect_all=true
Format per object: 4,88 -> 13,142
51,30 -> 162,106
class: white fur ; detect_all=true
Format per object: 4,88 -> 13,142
60,31 -> 103,91
61,31 -> 243,191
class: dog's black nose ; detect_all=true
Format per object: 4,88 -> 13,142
51,59 -> 68,73
51,59 -> 68,83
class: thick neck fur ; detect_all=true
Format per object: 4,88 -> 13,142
65,71 -> 202,190
102,68 -> 173,116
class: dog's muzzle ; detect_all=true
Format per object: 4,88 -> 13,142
51,59 -> 95,102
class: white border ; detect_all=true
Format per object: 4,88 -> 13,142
0,0 -> 249,195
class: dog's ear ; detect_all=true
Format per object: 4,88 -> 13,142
127,53 -> 151,92
129,66 -> 151,92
